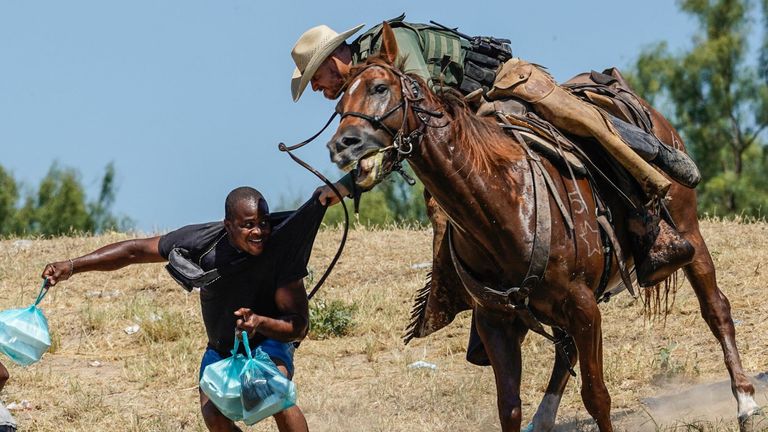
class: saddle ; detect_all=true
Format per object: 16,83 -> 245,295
565,68 -> 701,189
565,68 -> 654,131
478,65 -> 701,188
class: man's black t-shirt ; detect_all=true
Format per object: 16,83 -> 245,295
157,197 -> 326,354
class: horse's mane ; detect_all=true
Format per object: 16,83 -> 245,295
434,91 -> 524,174
347,56 -> 524,174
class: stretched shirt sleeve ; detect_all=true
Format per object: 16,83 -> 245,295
337,173 -> 354,193
157,222 -> 223,259
271,195 -> 328,287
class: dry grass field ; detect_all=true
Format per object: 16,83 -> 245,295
0,219 -> 767,431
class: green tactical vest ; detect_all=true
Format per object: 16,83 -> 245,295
351,14 -> 469,89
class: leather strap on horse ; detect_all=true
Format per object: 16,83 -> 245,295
496,112 -> 635,301
501,115 -> 575,233
447,215 -> 575,375
278,126 -> 350,301
446,141 -> 551,305
340,65 -> 445,159
592,187 -> 636,301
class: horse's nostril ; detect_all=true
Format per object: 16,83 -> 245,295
341,135 -> 362,148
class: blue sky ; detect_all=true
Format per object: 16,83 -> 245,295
1,1 -> 705,232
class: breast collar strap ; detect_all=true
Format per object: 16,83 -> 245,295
447,153 -> 552,307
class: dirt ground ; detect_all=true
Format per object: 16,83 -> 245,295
0,219 -> 766,431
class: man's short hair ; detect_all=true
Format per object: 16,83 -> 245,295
224,187 -> 266,221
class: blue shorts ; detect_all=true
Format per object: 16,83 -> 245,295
199,339 -> 295,381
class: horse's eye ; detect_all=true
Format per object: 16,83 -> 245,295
374,84 -> 388,94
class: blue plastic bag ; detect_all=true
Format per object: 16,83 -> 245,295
240,336 -> 297,425
0,281 -> 52,366
199,335 -> 248,421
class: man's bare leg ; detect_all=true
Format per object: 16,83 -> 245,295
0,363 -> 15,432
0,362 -> 8,393
272,360 -> 308,432
199,390 -> 243,432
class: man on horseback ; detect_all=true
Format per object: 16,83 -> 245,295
292,15 -> 699,288
293,22 -> 762,430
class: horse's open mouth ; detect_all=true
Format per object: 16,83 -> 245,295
345,150 -> 395,190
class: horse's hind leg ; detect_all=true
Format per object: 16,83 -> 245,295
564,288 -> 613,432
527,330 -> 577,432
682,226 -> 760,427
475,308 -> 528,432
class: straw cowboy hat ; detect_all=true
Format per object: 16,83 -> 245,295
291,23 -> 364,101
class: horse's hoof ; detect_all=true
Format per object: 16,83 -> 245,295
520,422 -> 534,432
738,408 -> 766,432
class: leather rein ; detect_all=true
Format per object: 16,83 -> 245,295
274,65 -> 439,299
278,123 -> 349,302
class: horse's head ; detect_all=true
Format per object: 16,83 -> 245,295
328,22 -> 436,190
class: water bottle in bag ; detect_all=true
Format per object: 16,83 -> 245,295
239,338 -> 296,425
0,281 -> 52,366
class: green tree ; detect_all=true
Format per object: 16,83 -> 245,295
12,196 -> 36,236
1,162 -> 132,237
0,166 -> 19,235
88,162 -> 125,232
378,168 -> 427,223
32,163 -> 93,235
628,0 -> 768,216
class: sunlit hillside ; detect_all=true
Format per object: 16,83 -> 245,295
0,220 -> 766,431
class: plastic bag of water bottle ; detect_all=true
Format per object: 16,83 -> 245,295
199,335 -> 248,421
240,337 -> 296,425
0,281 -> 52,366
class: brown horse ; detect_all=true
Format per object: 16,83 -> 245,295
327,23 -> 759,432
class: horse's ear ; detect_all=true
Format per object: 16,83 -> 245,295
379,22 -> 398,65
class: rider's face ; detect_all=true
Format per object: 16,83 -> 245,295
311,56 -> 347,100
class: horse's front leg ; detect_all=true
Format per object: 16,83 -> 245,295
681,227 -> 760,430
564,286 -> 613,432
526,329 -> 577,432
475,307 -> 528,432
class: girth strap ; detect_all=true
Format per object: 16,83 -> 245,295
495,113 -> 634,302
503,119 -> 574,233
447,207 -> 575,375
523,158 -> 553,292
448,221 -> 561,337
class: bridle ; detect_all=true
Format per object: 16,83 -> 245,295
337,62 -> 446,158
274,64 -> 441,300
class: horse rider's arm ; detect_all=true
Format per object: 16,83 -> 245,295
42,237 -> 165,286
392,27 -> 432,86
234,279 -> 309,343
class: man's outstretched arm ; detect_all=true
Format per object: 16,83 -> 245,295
41,237 -> 165,286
